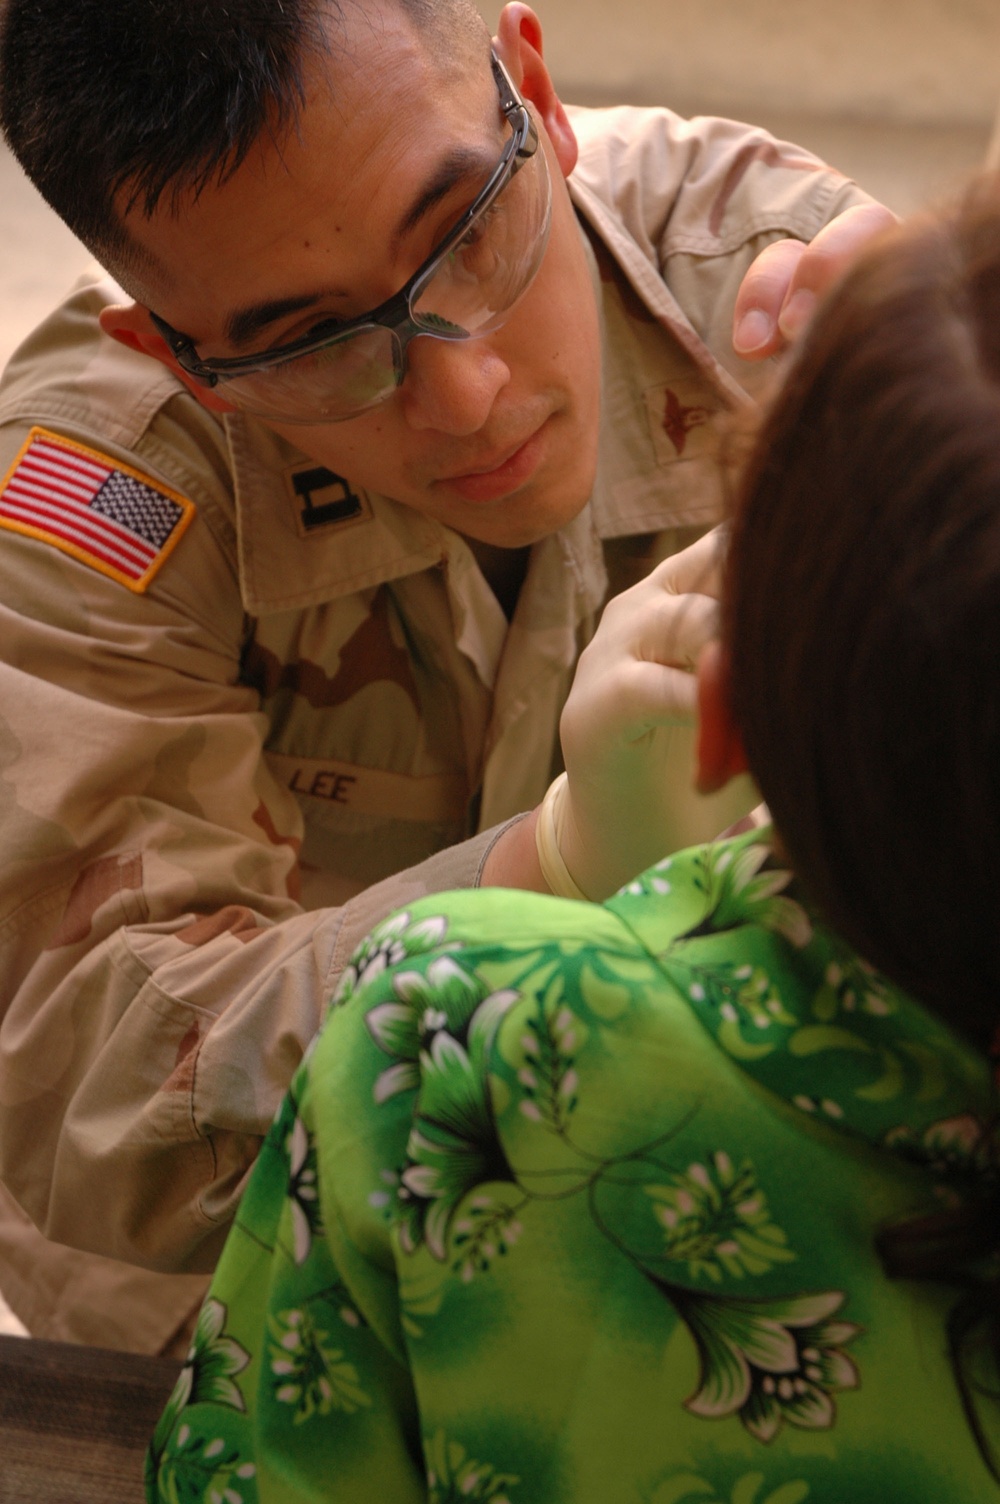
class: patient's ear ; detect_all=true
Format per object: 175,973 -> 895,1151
695,641 -> 748,793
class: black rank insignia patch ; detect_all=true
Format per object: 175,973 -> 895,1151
287,463 -> 370,537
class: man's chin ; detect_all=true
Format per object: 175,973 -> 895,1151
439,453 -> 597,549
452,491 -> 591,550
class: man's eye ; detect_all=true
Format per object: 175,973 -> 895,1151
261,313 -> 346,354
302,314 -> 346,342
444,203 -> 505,282
457,201 -> 502,253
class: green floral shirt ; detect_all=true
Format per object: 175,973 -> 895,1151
146,830 -> 998,1504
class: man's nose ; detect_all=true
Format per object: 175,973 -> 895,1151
399,333 -> 511,435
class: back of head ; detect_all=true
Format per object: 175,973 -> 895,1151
0,0 -> 484,279
726,178 -> 1000,1053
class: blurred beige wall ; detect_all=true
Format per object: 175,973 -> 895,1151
482,0 -> 999,125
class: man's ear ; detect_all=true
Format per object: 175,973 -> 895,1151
98,302 -> 236,414
695,640 -> 749,793
494,4 -> 578,179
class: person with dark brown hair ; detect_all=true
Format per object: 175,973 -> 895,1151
145,182 -> 1000,1501
725,180 -> 1000,1053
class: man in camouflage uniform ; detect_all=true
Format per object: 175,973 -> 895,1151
0,0 -> 886,1351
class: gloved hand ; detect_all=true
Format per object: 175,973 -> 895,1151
537,527 -> 752,900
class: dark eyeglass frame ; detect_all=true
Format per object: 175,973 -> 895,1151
149,51 -> 541,390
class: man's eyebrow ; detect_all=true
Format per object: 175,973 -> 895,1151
221,146 -> 493,349
391,145 -> 495,254
224,292 -> 334,349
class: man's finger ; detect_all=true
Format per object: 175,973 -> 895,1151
734,203 -> 898,360
651,526 -> 726,598
733,239 -> 807,358
631,658 -> 701,725
776,203 -> 897,340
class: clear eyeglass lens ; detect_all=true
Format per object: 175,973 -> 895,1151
221,324 -> 399,423
411,142 -> 551,337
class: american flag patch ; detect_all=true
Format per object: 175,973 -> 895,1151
0,427 -> 195,593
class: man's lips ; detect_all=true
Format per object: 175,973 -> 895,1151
436,421 -> 549,505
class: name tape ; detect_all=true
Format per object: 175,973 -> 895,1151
267,751 -> 467,824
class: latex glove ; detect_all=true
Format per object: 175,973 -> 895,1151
551,527 -> 741,900
733,202 -> 898,360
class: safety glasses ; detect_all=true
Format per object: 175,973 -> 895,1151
150,52 -> 552,423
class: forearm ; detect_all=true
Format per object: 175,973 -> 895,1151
0,901 -> 337,1272
1,812 -> 561,1271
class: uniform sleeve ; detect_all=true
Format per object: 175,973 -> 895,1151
654,112 -> 880,395
569,104 -> 881,396
0,406 -> 505,1275
570,103 -> 878,270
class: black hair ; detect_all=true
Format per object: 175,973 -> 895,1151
0,0 -> 479,270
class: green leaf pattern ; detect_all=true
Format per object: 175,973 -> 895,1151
285,1114 -> 321,1265
646,1152 -> 795,1283
148,1425 -> 257,1504
424,1430 -> 520,1503
678,1290 -> 860,1442
269,1306 -> 371,1421
166,1298 -> 251,1419
332,909 -> 452,1010
147,1298 -> 253,1503
649,1470 -> 810,1504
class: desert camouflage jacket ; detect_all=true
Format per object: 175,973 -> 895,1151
0,104 -> 872,1343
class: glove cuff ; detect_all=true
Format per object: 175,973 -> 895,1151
534,772 -> 593,902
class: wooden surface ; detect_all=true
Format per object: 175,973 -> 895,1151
0,1335 -> 181,1503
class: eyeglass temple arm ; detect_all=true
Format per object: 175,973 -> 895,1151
148,311 -> 219,386
490,52 -> 539,175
